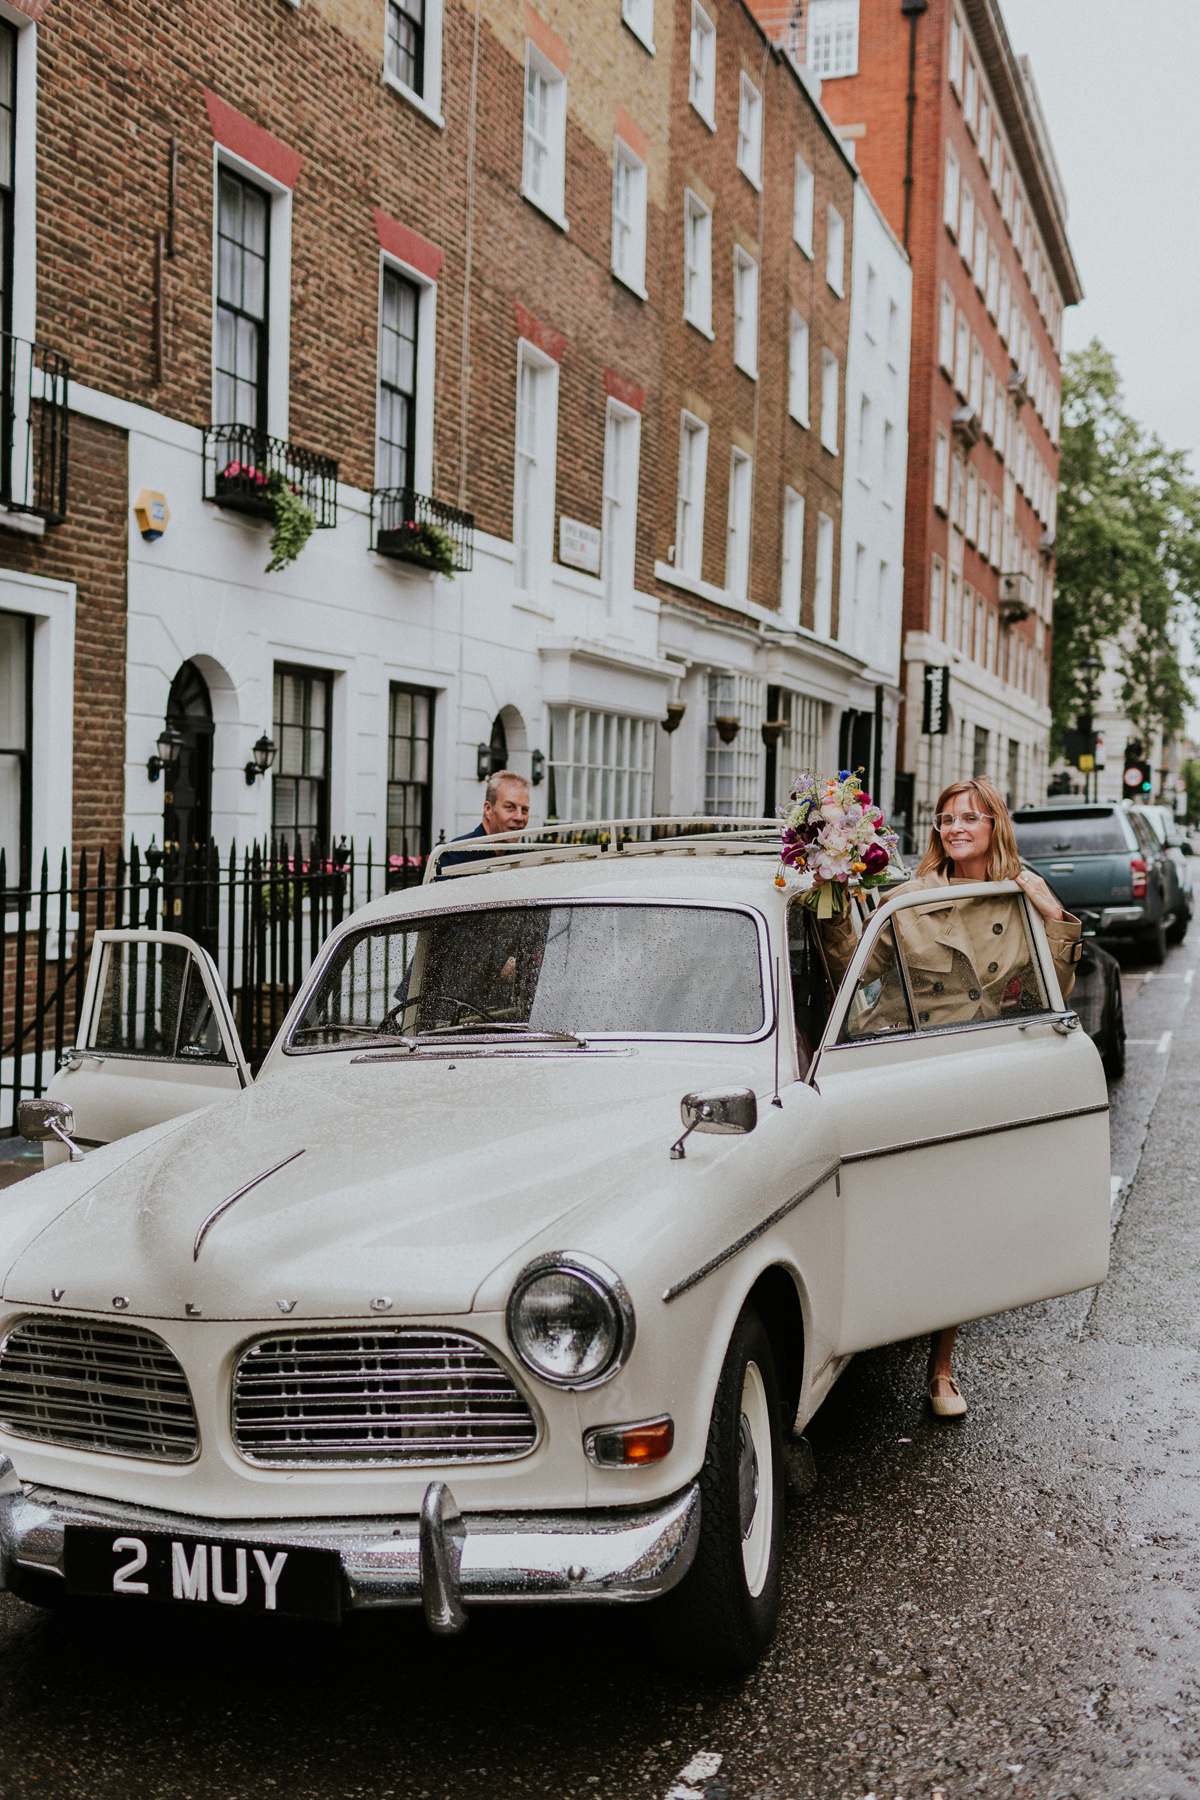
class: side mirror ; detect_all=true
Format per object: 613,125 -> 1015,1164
670,1088 -> 758,1160
17,1098 -> 85,1162
1181,842 -> 1194,856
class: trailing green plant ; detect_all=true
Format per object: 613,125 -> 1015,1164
265,472 -> 317,574
413,520 -> 457,577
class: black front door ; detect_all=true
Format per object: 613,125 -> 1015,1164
161,662 -> 216,953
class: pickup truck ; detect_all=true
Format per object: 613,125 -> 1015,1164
1012,803 -> 1173,965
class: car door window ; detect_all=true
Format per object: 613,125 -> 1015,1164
90,940 -> 232,1063
838,893 -> 1051,1043
786,901 -> 836,1076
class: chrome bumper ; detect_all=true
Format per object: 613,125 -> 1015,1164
0,1456 -> 700,1634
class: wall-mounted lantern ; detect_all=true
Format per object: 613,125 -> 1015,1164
244,733 -> 277,788
147,724 -> 185,783
530,748 -> 545,786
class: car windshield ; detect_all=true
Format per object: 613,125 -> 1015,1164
291,903 -> 765,1046
1012,811 -> 1131,857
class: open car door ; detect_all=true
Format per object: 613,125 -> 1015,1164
807,880 -> 1110,1355
40,930 -> 250,1162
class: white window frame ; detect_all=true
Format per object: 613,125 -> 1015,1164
725,448 -> 753,601
943,142 -> 960,235
949,10 -> 964,95
212,146 -> 293,441
856,392 -> 871,485
820,349 -> 839,454
931,554 -> 945,639
611,135 -> 647,298
965,464 -> 978,544
973,214 -> 987,292
733,246 -> 759,378
513,338 -> 559,595
521,40 -> 568,230
736,73 -> 763,188
985,240 -> 999,318
934,427 -> 949,513
825,203 -> 845,296
807,0 -> 859,78
683,188 -> 713,336
793,153 -> 814,256
548,707 -> 656,822
383,0 -> 446,128
881,420 -> 894,504
958,179 -> 974,267
969,337 -> 983,415
954,311 -> 970,397
688,1 -> 716,129
781,488 -> 804,627
814,511 -> 835,637
982,361 -> 995,441
788,310 -> 810,426
375,249 -> 438,497
675,411 -> 709,578
602,398 -> 641,611
621,0 -> 655,54
938,281 -> 955,373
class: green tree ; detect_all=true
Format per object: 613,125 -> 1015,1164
1052,341 -> 1200,750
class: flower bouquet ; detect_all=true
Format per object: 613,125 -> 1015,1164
777,769 -> 897,918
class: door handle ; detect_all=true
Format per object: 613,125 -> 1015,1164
1018,1010 -> 1079,1036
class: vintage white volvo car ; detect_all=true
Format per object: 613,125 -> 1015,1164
0,824 -> 1110,1670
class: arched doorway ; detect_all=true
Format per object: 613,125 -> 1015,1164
162,661 -> 214,855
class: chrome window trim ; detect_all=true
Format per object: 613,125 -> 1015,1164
229,1324 -> 543,1471
823,1005 -> 1061,1052
283,896 -> 776,1054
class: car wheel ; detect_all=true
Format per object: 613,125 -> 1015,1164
1142,918 -> 1168,965
649,1305 -> 784,1675
1167,907 -> 1189,946
1102,978 -> 1126,1080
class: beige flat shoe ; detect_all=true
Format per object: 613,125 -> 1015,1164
928,1375 -> 967,1418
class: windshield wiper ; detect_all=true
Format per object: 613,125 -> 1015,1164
417,1022 -> 585,1046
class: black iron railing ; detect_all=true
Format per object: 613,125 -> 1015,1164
203,426 -> 339,528
371,486 -> 474,572
2,334 -> 69,525
0,835 -> 428,1131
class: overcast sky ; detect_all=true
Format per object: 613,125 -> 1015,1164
999,0 -> 1200,470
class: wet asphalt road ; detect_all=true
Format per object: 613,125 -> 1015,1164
0,939 -> 1198,1800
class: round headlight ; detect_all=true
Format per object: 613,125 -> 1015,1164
507,1255 -> 634,1388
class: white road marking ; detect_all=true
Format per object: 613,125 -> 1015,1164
1157,1030 -> 1173,1054
1110,1176 -> 1124,1204
1125,1039 -> 1159,1045
665,1751 -> 723,1799
1187,968 -> 1195,986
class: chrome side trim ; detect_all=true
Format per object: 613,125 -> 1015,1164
662,1161 -> 840,1303
193,1149 -> 306,1262
0,1457 -> 701,1614
839,1101 -> 1110,1166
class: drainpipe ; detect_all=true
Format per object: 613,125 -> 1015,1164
901,0 -> 927,254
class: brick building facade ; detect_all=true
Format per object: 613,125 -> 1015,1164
0,0 -> 911,876
806,0 -> 1081,837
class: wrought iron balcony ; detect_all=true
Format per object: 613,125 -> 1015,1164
371,486 -> 474,573
203,426 -> 338,527
2,334 -> 69,525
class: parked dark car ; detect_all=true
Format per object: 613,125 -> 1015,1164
1130,804 -> 1193,945
1070,927 -> 1126,1078
1012,803 -> 1174,965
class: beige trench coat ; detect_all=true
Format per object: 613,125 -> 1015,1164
818,873 -> 1081,1031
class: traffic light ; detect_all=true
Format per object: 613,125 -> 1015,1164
1123,745 -> 1152,798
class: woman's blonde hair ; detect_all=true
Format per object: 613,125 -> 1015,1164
914,777 -> 1022,881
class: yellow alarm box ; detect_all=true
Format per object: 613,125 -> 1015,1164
133,489 -> 169,542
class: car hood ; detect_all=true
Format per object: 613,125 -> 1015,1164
1,1049 -> 760,1321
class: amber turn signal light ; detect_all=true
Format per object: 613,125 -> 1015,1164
583,1415 -> 674,1468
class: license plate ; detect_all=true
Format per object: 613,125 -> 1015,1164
63,1526 -> 342,1623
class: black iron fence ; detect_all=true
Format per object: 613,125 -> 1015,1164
0,836 -> 427,1132
370,485 -> 474,571
203,425 -> 339,528
2,333 -> 69,525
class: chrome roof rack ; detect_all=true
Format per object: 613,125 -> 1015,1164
423,817 -> 782,883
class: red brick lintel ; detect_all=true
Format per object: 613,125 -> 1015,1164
514,303 -> 566,363
203,89 -> 305,190
7,0 -> 51,20
373,208 -> 443,281
524,4 -> 568,74
605,368 -> 645,412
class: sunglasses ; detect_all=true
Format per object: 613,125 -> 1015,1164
933,812 -> 993,830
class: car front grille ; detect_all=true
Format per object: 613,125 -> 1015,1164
232,1328 -> 539,1468
0,1316 -> 199,1462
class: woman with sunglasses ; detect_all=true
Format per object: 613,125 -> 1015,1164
820,775 -> 1081,1418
